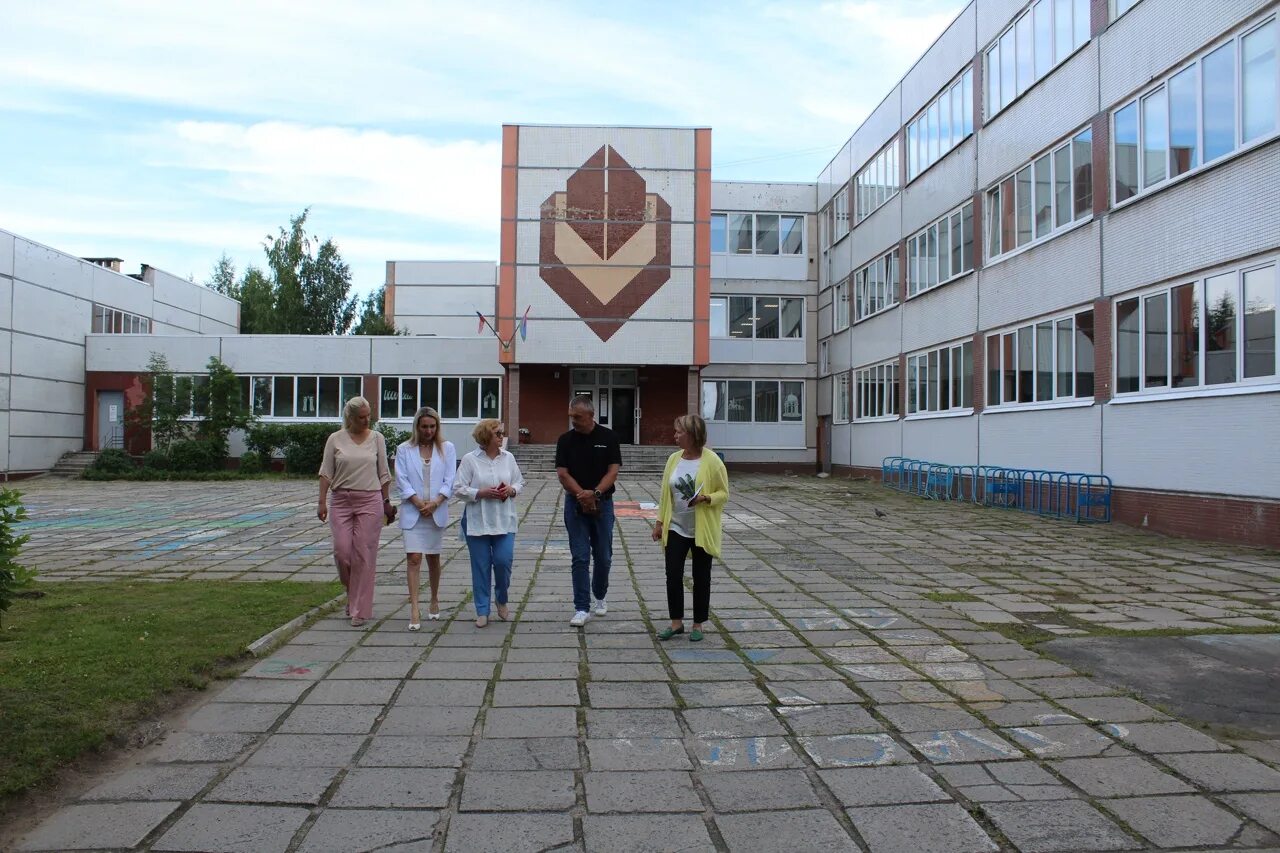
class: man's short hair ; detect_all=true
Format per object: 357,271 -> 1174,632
570,395 -> 595,413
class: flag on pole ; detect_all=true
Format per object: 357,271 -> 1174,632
519,306 -> 530,341
476,311 -> 487,334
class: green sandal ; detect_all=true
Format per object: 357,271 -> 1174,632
689,628 -> 704,642
657,626 -> 685,640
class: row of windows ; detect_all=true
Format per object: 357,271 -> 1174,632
855,140 -> 899,223
823,185 -> 851,247
1116,261 -> 1276,394
1115,16 -> 1276,204
908,201 -> 975,297
908,341 -> 975,414
379,376 -> 502,421
986,310 -> 1096,407
710,295 -> 804,339
91,304 -> 151,334
908,69 -> 975,181
711,212 -> 804,255
987,128 -> 1093,259
854,249 -> 899,323
246,376 -> 365,419
986,0 -> 1090,118
701,380 -> 804,423
857,362 -> 900,422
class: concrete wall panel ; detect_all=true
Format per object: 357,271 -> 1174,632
222,336 -> 372,374
904,2 -> 977,122
708,338 -> 807,365
0,277 -> 11,331
903,139 -> 977,237
979,405 -> 1101,470
712,181 -> 815,212
0,231 -> 13,278
11,436 -> 79,472
849,418 -> 903,468
850,311 -> 903,369
848,197 -> 903,275
517,126 -> 697,169
978,222 -> 1100,330
392,261 -> 495,286
515,168 -> 696,222
91,266 -> 152,316
706,421 -> 806,449
903,414 -> 979,463
717,254 -> 809,282
395,285 -> 497,319
849,92 -> 904,179
370,337 -> 499,375
86,334 -> 220,373
10,375 -> 83,415
12,333 -> 83,382
902,276 -> 978,352
13,280 -> 87,344
11,410 -> 82,439
14,238 -> 92,300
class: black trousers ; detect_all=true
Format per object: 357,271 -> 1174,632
664,532 -> 712,624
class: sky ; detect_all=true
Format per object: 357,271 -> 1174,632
0,0 -> 961,301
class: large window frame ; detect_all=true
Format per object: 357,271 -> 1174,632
854,248 -> 899,323
907,68 -> 974,181
907,201 -> 975,298
710,295 -> 804,339
91,303 -> 151,334
906,340 -> 974,416
985,308 -> 1096,410
855,139 -> 900,223
703,379 -> 804,424
1113,258 -> 1277,399
986,127 -> 1093,261
239,375 -> 363,420
833,278 -> 851,331
855,361 -> 901,421
378,376 -> 501,421
1112,14 -> 1278,206
712,212 -> 805,256
833,372 -> 853,424
986,0 -> 1090,118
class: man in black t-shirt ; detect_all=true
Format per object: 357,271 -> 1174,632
555,395 -> 623,627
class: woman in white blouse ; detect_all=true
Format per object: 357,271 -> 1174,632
394,407 -> 457,631
453,419 -> 524,628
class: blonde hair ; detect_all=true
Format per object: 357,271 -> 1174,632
412,407 -> 445,452
472,418 -> 504,448
674,413 -> 707,450
342,396 -> 372,430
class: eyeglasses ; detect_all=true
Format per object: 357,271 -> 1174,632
494,431 -> 506,437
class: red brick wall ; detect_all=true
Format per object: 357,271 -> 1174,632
1092,297 -> 1113,402
971,332 -> 985,413
517,365 -> 571,445
84,371 -> 151,453
1092,112 -> 1110,217
639,366 -> 691,445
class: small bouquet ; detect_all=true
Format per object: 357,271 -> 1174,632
673,473 -> 701,508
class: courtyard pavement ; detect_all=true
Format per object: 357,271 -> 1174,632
9,473 -> 1280,852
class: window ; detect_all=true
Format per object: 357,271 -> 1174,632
986,0 -> 1090,117
1113,0 -> 1140,18
711,296 -> 803,339
854,248 -> 899,322
834,372 -> 853,423
242,375 -> 361,419
855,139 -> 900,222
834,278 -> 851,331
986,309 -> 1095,407
907,202 -> 974,297
1114,259 -> 1277,396
91,304 -> 151,334
908,69 -> 974,179
986,127 -> 1093,259
1113,16 -> 1278,205
906,341 -> 973,414
712,212 -> 804,255
704,380 -> 801,423
854,361 -> 900,420
833,187 -> 850,242
379,376 -> 500,419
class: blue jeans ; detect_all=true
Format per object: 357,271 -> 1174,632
564,495 -> 614,612
466,532 -> 514,617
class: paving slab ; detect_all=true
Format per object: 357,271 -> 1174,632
16,802 -> 180,851
847,802 -> 998,853
152,803 -> 310,852
714,809 -> 857,852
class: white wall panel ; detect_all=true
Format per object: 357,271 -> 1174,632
11,410 -> 81,439
0,231 -> 13,278
978,223 -> 1100,330
10,375 -> 83,415
902,140 -> 976,237
829,327 -> 853,372
13,280 -> 87,344
12,333 -> 83,382
712,182 -> 815,212
151,302 -> 202,334
515,169 -> 696,222
395,285 -> 496,318
820,140 -> 854,208
199,314 -> 239,335
716,447 -> 813,465
0,278 -> 11,331
392,261 -> 495,286
0,331 -> 9,375
148,267 -> 202,313
850,419 -> 903,468
848,196 -> 903,273
850,310 -> 903,368
221,336 -> 372,373
0,412 -> 8,471
0,375 -> 9,409
831,422 -> 852,466
717,255 -> 808,281
849,91 -> 904,177
1103,394 -> 1280,497
370,337 -> 499,375
199,289 -> 240,328
903,414 -> 979,463
516,318 -> 691,365
13,238 -> 92,299
979,405 -> 1101,470
517,126 -> 696,169
977,0 -> 1026,49
86,334 -> 219,373
903,2 -> 977,122
711,278 -> 811,296
91,266 -> 152,316
12,436 -> 79,472
706,422 -> 806,449
708,338 -> 806,365
901,276 -> 978,352
1103,145 -> 1280,296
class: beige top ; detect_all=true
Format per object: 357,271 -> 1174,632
318,429 -> 391,492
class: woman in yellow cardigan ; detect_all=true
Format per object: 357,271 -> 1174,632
651,413 -> 730,642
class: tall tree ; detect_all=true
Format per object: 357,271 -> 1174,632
262,209 -> 358,335
206,253 -> 238,298
352,285 -> 407,336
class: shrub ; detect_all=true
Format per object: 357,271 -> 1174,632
237,451 -> 264,475
90,449 -> 135,475
282,424 -> 335,475
244,423 -> 290,460
0,488 -> 32,628
376,422 -> 410,449
169,439 -> 223,472
141,449 -> 170,470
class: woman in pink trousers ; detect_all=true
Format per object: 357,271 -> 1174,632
317,396 -> 394,627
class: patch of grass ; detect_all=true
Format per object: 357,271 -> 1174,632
923,591 -> 982,603
989,622 -> 1059,647
0,580 -> 340,801
1058,621 -> 1280,641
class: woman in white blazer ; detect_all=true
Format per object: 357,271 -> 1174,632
394,407 -> 457,630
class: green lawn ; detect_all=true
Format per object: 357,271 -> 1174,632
0,580 -> 340,801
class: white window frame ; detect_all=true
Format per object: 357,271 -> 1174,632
1112,0 -> 1141,20
711,295 -> 804,340
1112,256 -> 1279,400
855,139 -> 900,223
704,379 -> 804,424
905,340 -> 974,417
1112,14 -> 1278,207
984,306 -> 1097,410
711,212 -> 805,256
245,375 -> 363,420
854,360 -> 900,422
986,0 -> 1091,119
379,375 -> 502,421
985,126 -> 1093,262
854,248 -> 900,323
833,372 -> 853,424
907,201 -> 975,298
92,303 -> 151,335
833,278 -> 851,331
907,68 -> 974,181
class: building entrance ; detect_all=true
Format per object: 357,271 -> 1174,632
571,368 -> 638,445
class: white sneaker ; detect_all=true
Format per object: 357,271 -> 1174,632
569,610 -> 590,627
593,598 -> 608,616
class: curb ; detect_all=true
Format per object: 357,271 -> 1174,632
246,593 -> 345,658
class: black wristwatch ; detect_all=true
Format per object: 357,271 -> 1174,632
593,489 -> 602,499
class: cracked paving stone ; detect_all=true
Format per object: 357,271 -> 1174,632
817,765 -> 951,807
584,771 -> 703,813
848,802 -> 998,853
152,803 -> 310,853
1051,756 -> 1194,797
460,770 -> 576,812
469,737 -> 582,771
981,800 -> 1139,852
208,766 -> 339,805
1003,724 -> 1129,758
443,812 -> 574,853
297,809 -> 440,852
715,809 -> 857,852
15,802 -> 180,851
329,768 -> 456,808
1102,794 -> 1244,848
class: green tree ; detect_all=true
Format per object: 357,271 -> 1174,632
237,266 -> 275,334
261,209 -> 358,335
195,356 -> 254,461
207,253 -> 238,299
352,285 -> 407,336
127,353 -> 193,451
0,488 -> 33,628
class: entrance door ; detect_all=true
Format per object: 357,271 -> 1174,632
97,391 -> 125,450
611,387 -> 636,445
